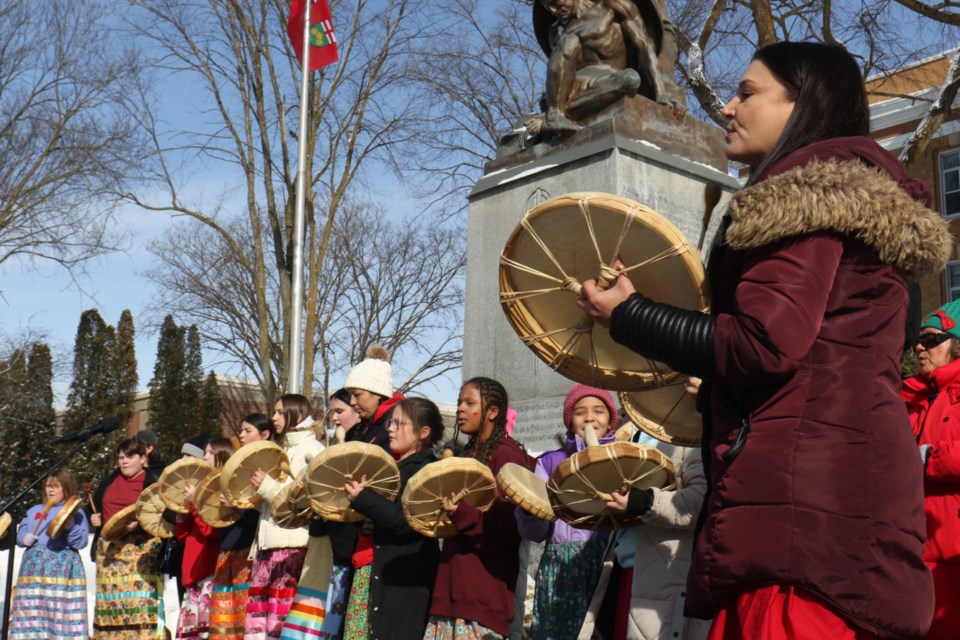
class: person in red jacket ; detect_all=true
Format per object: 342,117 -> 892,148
581,41 -> 946,640
176,437 -> 233,639
902,301 -> 960,640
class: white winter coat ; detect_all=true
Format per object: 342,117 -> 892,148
254,417 -> 325,551
579,442 -> 710,640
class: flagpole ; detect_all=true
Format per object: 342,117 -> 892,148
288,0 -> 312,395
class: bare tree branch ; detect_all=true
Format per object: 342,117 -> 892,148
0,0 -> 146,273
891,0 -> 960,25
900,49 -> 960,168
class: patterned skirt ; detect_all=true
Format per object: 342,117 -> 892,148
8,545 -> 88,639
280,535 -> 335,639
93,531 -> 164,640
529,538 -> 605,640
423,616 -> 504,640
209,548 -> 252,640
343,564 -> 371,639
177,576 -> 214,638
244,547 -> 307,640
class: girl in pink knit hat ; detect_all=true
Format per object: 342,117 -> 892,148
516,383 -> 618,640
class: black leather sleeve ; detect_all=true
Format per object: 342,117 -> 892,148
609,293 -> 716,378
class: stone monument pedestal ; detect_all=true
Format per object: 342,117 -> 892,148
463,99 -> 741,453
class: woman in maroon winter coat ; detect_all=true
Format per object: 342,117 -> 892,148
902,301 -> 960,640
581,42 -> 948,640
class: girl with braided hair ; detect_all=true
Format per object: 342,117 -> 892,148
423,377 -> 534,640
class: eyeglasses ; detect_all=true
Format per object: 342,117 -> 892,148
388,419 -> 414,429
913,332 -> 953,350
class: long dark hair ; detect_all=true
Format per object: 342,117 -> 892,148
329,388 -> 352,406
393,397 -> 445,449
462,377 -> 509,466
748,41 -> 870,183
242,412 -> 274,440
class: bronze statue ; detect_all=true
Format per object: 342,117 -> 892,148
532,0 -> 685,133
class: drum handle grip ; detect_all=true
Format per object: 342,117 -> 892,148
433,487 -> 470,516
278,461 -> 291,483
84,482 -> 98,515
562,264 -> 621,299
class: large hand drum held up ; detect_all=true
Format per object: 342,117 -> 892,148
46,496 -> 82,539
402,457 -> 498,538
194,470 -> 241,528
304,442 -> 401,523
220,441 -> 291,510
158,458 -> 216,514
101,504 -> 138,542
136,484 -> 176,539
497,462 -> 555,522
547,440 -> 676,531
499,192 -> 709,391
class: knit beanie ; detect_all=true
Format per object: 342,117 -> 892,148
135,429 -> 158,447
562,384 -> 619,432
921,300 -> 960,339
181,435 -> 207,460
344,345 -> 393,398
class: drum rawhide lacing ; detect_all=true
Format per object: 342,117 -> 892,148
546,423 -> 677,530
619,380 -> 702,447
402,458 -> 497,538
568,447 -> 665,506
304,442 -> 400,523
500,193 -> 707,390
308,452 -> 396,495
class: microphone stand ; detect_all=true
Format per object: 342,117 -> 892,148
0,440 -> 87,640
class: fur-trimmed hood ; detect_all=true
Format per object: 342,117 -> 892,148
725,158 -> 952,278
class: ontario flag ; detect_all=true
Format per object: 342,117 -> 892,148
288,0 -> 339,71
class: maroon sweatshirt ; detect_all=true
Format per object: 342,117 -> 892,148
428,437 -> 533,637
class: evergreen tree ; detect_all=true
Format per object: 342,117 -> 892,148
148,315 -> 190,460
63,309 -> 123,490
199,371 -> 222,436
25,343 -> 57,485
115,309 -> 138,422
184,325 -> 204,433
0,349 -> 32,515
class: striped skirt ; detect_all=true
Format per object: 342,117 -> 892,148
209,548 -> 252,640
244,547 -> 307,639
8,545 -> 88,639
93,531 -> 164,639
280,535 -> 335,639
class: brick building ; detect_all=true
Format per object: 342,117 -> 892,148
867,49 -> 960,313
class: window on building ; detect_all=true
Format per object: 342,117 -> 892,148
943,149 -> 960,217
947,261 -> 960,302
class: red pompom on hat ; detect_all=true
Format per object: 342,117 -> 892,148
562,384 -> 619,432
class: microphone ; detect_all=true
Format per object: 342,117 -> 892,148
54,417 -> 122,444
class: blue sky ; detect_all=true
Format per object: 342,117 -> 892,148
3,0 -> 951,410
